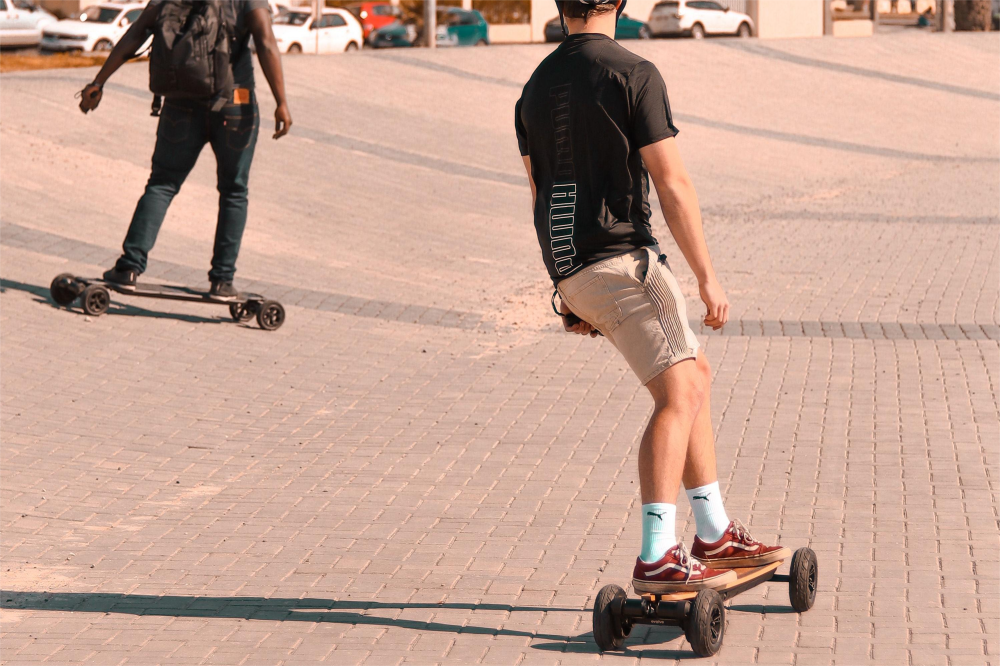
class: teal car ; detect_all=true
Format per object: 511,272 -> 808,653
369,7 -> 488,48
615,13 -> 652,39
544,13 -> 651,41
435,8 -> 488,46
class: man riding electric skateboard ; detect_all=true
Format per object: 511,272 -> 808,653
78,0 -> 292,298
515,0 -> 788,594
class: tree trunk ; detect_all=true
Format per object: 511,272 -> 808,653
954,0 -> 991,30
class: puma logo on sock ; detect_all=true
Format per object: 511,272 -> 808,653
693,493 -> 711,501
646,511 -> 666,521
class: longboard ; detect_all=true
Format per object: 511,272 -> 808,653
49,273 -> 286,331
593,548 -> 818,658
76,277 -> 253,304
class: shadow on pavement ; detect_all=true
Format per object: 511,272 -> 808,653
1,591 -> 579,640
531,626 -> 691,659
1,590 -> 698,656
0,278 -> 231,325
728,603 -> 796,614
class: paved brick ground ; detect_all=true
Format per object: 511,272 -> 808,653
1,32 -> 998,665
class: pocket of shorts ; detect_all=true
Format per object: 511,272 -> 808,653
560,274 -> 623,333
223,104 -> 258,151
627,249 -> 651,286
157,104 -> 192,144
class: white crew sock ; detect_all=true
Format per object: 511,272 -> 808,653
639,502 -> 677,563
686,481 -> 731,543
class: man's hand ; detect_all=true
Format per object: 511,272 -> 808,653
699,277 -> 729,330
76,2 -> 159,114
273,103 -> 292,139
561,300 -> 600,338
79,83 -> 103,114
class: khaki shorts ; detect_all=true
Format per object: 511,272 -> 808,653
557,247 -> 700,385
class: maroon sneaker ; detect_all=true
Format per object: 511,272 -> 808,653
691,519 -> 791,568
632,543 -> 737,594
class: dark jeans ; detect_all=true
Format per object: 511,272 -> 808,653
116,94 -> 260,283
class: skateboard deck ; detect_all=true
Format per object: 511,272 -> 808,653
640,560 -> 782,602
76,277 -> 258,304
51,273 -> 286,330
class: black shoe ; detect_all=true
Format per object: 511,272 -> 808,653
103,266 -> 137,290
210,281 -> 238,299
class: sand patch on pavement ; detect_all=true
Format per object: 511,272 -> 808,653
0,52 -> 108,73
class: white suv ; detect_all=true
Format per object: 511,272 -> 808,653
0,0 -> 56,47
40,2 -> 147,52
649,0 -> 753,39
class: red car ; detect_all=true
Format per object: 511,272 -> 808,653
346,2 -> 401,39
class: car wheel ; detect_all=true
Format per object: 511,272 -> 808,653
737,22 -> 751,37
475,38 -> 487,46
92,38 -> 113,52
287,43 -> 302,54
690,23 -> 705,39
345,41 -> 358,51
638,26 -> 651,39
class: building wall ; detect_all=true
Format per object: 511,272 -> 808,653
748,0 -> 824,38
38,0 -> 106,18
491,23 -> 533,43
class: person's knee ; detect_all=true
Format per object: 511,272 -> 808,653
650,362 -> 706,421
695,353 -> 712,387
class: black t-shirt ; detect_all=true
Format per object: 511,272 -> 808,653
515,33 -> 678,284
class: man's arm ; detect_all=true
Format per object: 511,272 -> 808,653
640,137 -> 729,330
247,7 -> 291,139
78,3 -> 160,113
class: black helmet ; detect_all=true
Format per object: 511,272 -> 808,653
555,0 -> 628,37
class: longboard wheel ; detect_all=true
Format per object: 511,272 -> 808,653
50,273 -> 80,307
592,584 -> 629,652
788,547 -> 818,612
81,284 -> 110,316
686,588 -> 725,657
229,303 -> 254,323
256,300 -> 285,331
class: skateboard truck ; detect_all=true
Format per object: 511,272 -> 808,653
49,273 -> 286,331
593,547 -> 818,657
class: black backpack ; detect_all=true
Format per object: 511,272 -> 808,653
148,0 -> 234,111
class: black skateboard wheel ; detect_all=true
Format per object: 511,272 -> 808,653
686,588 -> 725,657
50,273 -> 80,307
229,303 -> 254,323
80,284 -> 110,316
788,547 -> 818,612
256,300 -> 285,331
592,584 -> 629,652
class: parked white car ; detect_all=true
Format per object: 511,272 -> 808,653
271,8 -> 363,54
40,2 -> 147,52
649,0 -> 753,38
0,0 -> 56,47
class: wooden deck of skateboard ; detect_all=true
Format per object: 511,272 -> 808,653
77,277 -> 255,304
640,560 -> 782,602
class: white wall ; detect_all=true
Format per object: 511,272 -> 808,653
753,0 -> 823,39
530,1 -> 557,42
491,23 -> 533,43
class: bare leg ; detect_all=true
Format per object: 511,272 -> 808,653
682,352 -> 719,490
638,355 -> 710,504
